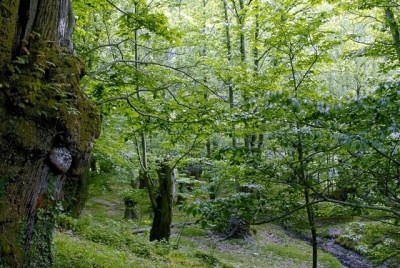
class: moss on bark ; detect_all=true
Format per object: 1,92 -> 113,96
0,0 -> 19,73
0,35 -> 101,267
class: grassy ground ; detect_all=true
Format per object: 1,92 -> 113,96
54,182 -> 344,268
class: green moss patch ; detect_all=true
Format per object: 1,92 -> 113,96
4,37 -> 100,152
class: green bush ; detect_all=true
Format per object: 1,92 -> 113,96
182,186 -> 265,234
313,202 -> 355,218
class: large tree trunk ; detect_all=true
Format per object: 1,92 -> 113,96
0,0 -> 101,267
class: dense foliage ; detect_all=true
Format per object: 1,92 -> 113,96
71,0 -> 400,266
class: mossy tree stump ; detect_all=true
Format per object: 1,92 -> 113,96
124,196 -> 139,220
148,160 -> 176,242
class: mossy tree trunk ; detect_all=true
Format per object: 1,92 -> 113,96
62,167 -> 94,218
0,0 -> 101,267
149,161 -> 175,242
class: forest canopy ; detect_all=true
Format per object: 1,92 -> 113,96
74,0 -> 400,266
1,0 -> 400,267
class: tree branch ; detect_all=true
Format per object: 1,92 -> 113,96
105,0 -> 128,15
385,7 -> 400,60
370,145 -> 400,166
322,196 -> 400,218
81,59 -> 226,101
126,96 -> 167,121
83,39 -> 130,56
95,93 -> 135,105
252,199 -> 324,225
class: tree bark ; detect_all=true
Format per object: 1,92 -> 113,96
62,167 -> 93,218
149,161 -> 175,241
222,0 -> 237,148
305,188 -> 318,268
0,0 -> 101,266
385,8 -> 400,60
297,134 -> 318,268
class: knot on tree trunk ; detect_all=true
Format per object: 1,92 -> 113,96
0,1 -> 101,266
48,147 -> 72,173
0,36 -> 101,267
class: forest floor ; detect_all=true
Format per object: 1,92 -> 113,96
281,228 -> 386,268
53,181 -> 392,268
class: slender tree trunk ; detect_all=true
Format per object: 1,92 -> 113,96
385,8 -> 400,60
202,0 -> 212,159
238,0 -> 245,63
0,1 -> 101,266
222,0 -> 237,148
305,188 -> 318,268
134,2 -> 148,191
252,3 -> 264,151
297,135 -> 318,268
235,0 -> 251,149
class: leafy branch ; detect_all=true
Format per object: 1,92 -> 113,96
82,59 -> 226,101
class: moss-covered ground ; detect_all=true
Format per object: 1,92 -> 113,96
54,180 -> 343,268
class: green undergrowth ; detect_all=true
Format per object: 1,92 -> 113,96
335,221 -> 400,267
282,209 -> 400,268
54,181 -> 343,268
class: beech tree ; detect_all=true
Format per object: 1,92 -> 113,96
0,0 -> 101,266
